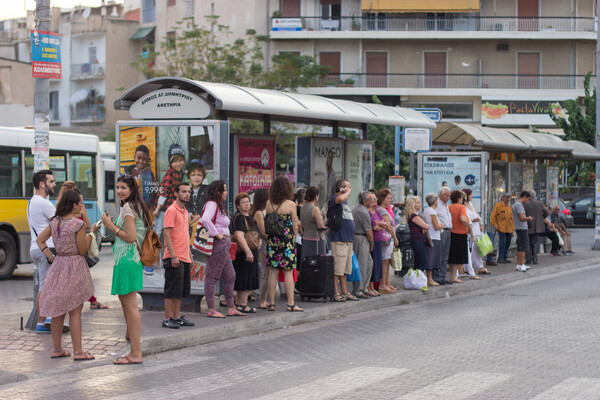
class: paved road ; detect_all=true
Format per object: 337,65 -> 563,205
2,261 -> 600,399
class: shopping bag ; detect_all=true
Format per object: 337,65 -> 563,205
392,248 -> 403,271
403,268 -> 428,291
476,234 -> 493,257
87,232 -> 99,258
557,233 -> 564,247
347,253 -> 361,282
192,205 -> 218,256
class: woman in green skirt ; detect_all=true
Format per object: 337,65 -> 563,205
102,174 -> 150,365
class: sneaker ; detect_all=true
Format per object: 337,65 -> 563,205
143,266 -> 154,275
516,265 -> 528,272
171,315 -> 195,327
522,264 -> 530,270
35,323 -> 51,334
162,319 -> 180,329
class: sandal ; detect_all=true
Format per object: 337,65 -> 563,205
237,305 -> 257,314
218,300 -> 227,308
331,293 -> 346,302
478,268 -> 492,275
343,293 -> 359,301
207,310 -> 225,318
470,275 -> 483,280
114,354 -> 143,365
90,302 -> 108,309
247,294 -> 258,302
73,352 -> 95,361
287,304 -> 304,312
227,309 -> 246,317
51,349 -> 71,359
267,304 -> 276,312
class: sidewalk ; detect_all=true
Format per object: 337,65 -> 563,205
0,249 -> 597,384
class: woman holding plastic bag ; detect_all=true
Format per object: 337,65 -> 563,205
463,189 -> 491,276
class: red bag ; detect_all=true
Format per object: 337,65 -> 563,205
229,242 -> 237,260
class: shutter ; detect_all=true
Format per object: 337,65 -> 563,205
424,52 -> 446,88
281,0 -> 301,17
518,0 -> 539,31
320,52 -> 341,85
366,52 -> 387,87
518,53 -> 540,89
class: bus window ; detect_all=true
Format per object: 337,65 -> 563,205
0,150 -> 22,198
25,154 -> 67,197
105,170 -> 115,203
70,154 -> 96,200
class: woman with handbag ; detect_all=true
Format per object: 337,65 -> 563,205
201,180 -> 245,318
37,189 -> 96,360
101,174 -> 150,364
232,192 -> 260,314
251,188 -> 270,310
447,190 -> 474,284
56,181 -> 106,309
367,194 -> 386,296
406,196 -> 430,279
422,193 -> 444,286
376,188 -> 399,293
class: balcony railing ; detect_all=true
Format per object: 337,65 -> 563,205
312,74 -> 595,90
272,16 -> 595,33
71,62 -> 105,79
71,104 -> 105,121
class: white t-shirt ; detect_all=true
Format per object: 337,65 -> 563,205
28,195 -> 55,251
422,207 -> 441,241
466,206 -> 481,237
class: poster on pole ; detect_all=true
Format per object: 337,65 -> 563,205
236,136 -> 275,194
403,128 -> 431,153
389,176 -> 406,205
344,141 -> 373,208
31,30 -> 61,79
311,138 -> 344,207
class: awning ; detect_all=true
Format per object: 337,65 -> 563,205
563,140 -> 600,161
114,77 -> 437,130
130,27 -> 154,40
361,0 -> 480,13
505,129 -> 571,154
69,88 -> 90,104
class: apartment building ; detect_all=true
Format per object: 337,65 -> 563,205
141,0 -> 595,128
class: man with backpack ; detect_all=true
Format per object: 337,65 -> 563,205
161,182 -> 195,329
328,180 -> 358,302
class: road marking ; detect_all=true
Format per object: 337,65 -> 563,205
530,377 -> 600,399
252,367 -> 407,400
397,372 -> 511,400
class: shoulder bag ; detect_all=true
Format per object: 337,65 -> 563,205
192,203 -> 218,256
234,215 -> 260,253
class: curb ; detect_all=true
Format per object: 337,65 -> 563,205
139,256 -> 598,356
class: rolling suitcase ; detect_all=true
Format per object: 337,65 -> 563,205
298,255 -> 335,302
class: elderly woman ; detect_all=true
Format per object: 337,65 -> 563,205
367,193 -> 387,296
448,190 -> 473,284
422,193 -> 444,286
463,188 -> 489,278
376,188 -> 399,293
406,196 -> 430,275
232,192 -> 260,313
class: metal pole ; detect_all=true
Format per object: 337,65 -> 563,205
593,0 -> 600,250
27,0 -> 51,330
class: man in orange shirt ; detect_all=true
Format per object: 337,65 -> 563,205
489,193 -> 515,264
162,182 -> 195,329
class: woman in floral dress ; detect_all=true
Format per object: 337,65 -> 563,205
265,176 -> 303,312
37,189 -> 97,360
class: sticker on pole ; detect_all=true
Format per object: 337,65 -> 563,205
31,30 -> 61,79
403,128 -> 431,153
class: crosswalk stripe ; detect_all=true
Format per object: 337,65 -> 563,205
397,372 -> 511,400
252,367 -> 408,400
529,377 -> 600,400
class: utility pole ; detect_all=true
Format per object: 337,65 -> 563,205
593,0 -> 600,250
26,0 -> 51,331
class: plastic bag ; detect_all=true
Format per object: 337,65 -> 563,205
347,253 -> 361,282
557,233 -> 564,247
477,234 -> 493,257
87,232 -> 99,258
392,248 -> 402,271
403,268 -> 428,291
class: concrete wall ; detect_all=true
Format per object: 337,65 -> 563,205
0,104 -> 33,126
0,58 -> 33,105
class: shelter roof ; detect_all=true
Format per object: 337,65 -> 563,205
114,77 -> 437,129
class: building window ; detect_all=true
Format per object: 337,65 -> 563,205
321,0 -> 341,30
168,0 -> 176,6
319,52 -> 340,84
424,52 -> 446,88
142,0 -> 155,23
366,51 -> 387,87
518,52 -> 540,89
280,0 -> 300,17
166,31 -> 176,49
49,91 -> 59,121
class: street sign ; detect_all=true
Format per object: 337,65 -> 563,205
31,30 -> 61,79
403,128 -> 432,153
411,108 -> 442,123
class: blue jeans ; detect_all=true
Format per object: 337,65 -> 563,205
486,230 -> 495,262
498,232 -> 512,261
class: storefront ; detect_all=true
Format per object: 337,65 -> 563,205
114,77 -> 436,309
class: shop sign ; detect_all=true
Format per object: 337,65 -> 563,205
272,18 -> 302,31
238,137 -> 275,193
481,99 -> 568,126
129,89 -> 214,119
31,30 -> 61,79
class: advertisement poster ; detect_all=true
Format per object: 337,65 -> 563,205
523,164 -> 535,193
31,30 -> 61,79
389,176 -> 406,205
118,124 -> 211,294
490,161 -> 508,208
345,141 -> 374,207
295,136 -> 312,189
481,99 -> 569,126
422,154 -> 483,213
237,137 -> 275,194
547,167 -> 559,207
509,163 -> 523,200
311,138 -> 344,207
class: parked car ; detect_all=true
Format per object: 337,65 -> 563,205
557,200 -> 574,227
567,196 -> 595,226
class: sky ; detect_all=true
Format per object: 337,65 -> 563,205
0,1 -> 122,21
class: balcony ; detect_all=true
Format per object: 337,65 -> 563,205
272,16 -> 595,32
71,63 -> 105,80
310,73 -> 594,90
71,103 -> 105,123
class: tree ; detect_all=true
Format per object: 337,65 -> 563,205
264,52 -> 330,90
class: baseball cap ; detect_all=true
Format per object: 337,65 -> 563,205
168,143 -> 185,163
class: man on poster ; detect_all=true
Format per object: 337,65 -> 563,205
326,149 -> 337,200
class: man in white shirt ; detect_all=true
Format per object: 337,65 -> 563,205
28,169 -> 59,333
434,187 -> 453,285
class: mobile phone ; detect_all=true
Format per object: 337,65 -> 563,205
95,220 -> 103,227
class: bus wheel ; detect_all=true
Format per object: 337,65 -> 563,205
0,231 -> 17,280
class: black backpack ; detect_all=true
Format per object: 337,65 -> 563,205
265,203 -> 285,236
327,198 -> 343,232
